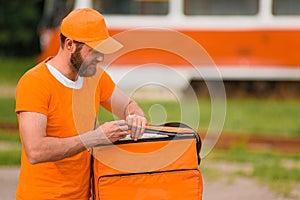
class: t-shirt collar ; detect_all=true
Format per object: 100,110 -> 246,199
45,62 -> 83,89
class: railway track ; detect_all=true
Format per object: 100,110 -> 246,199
203,132 -> 300,153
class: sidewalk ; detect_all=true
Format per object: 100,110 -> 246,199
0,167 -> 19,200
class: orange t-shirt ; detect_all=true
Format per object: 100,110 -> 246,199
15,59 -> 115,200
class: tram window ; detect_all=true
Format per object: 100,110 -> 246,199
184,0 -> 258,15
273,0 -> 300,15
95,0 -> 169,15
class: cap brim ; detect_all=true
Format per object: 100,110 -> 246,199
86,37 -> 123,54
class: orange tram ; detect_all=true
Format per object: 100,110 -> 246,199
38,0 -> 300,98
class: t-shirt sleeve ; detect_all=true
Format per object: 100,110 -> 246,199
15,73 -> 50,115
98,70 -> 115,102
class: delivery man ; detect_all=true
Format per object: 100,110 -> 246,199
15,8 -> 146,199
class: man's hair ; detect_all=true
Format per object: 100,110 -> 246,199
60,33 -> 84,50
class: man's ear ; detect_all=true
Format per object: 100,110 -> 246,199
65,38 -> 76,53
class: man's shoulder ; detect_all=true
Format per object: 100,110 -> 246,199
19,59 -> 53,83
23,61 -> 48,77
17,61 -> 52,90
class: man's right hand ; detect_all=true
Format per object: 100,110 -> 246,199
95,120 -> 129,143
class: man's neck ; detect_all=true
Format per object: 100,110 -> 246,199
47,52 -> 78,81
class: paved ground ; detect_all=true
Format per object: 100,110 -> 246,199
0,165 -> 296,200
203,177 -> 292,200
0,167 -> 19,200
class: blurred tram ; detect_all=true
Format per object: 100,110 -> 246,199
38,0 -> 300,98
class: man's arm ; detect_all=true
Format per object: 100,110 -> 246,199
101,87 -> 147,141
19,112 -> 129,164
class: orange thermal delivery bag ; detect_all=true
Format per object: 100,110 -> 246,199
92,123 -> 203,200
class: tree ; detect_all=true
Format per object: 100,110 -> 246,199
0,0 -> 44,56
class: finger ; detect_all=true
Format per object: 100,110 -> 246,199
135,118 -> 146,140
130,117 -> 138,140
134,117 -> 142,139
118,131 -> 129,140
115,120 -> 126,126
126,115 -> 133,129
140,119 -> 146,136
109,130 -> 128,139
119,131 -> 129,136
119,124 -> 129,131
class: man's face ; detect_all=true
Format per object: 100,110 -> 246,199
70,44 -> 104,77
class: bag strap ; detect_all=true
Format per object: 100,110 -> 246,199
90,148 -> 95,200
145,125 -> 196,135
90,119 -> 98,200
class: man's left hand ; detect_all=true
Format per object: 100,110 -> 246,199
126,114 -> 147,141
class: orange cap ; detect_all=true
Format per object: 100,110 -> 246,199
60,8 -> 122,54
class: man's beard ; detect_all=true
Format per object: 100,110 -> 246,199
70,50 -> 97,77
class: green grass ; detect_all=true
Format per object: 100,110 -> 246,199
209,145 -> 300,163
253,161 -> 300,197
0,149 -> 21,166
0,130 -> 21,166
224,99 -> 300,137
0,130 -> 20,142
0,97 -> 17,123
0,57 -> 35,85
206,146 -> 300,197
